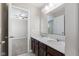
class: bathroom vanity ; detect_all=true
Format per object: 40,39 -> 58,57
31,4 -> 65,56
31,35 -> 65,56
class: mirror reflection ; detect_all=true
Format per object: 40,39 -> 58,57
48,15 -> 65,36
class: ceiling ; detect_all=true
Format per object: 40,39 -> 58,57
27,3 -> 47,8
13,3 -> 47,9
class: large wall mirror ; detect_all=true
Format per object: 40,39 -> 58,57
40,6 -> 65,36
48,15 -> 65,36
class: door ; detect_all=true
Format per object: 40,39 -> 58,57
8,4 -> 29,56
0,3 -> 8,56
1,4 -> 8,56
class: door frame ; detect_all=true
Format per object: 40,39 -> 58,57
8,4 -> 31,56
0,3 -> 2,56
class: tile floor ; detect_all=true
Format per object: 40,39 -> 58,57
18,52 -> 35,56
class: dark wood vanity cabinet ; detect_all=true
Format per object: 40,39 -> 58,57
34,39 -> 39,56
31,38 -> 39,56
39,42 -> 47,56
31,37 -> 65,56
47,46 -> 65,56
31,38 -> 35,53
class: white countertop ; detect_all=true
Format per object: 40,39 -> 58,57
31,34 -> 65,54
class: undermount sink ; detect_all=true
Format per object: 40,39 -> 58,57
42,37 -> 64,43
42,37 -> 57,42
47,40 -> 65,45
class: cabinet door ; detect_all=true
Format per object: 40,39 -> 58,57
35,40 -> 39,56
39,42 -> 46,56
47,46 -> 65,56
31,38 -> 35,53
39,47 -> 44,56
39,47 -> 46,56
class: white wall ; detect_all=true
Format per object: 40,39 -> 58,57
40,11 -> 48,34
65,3 -> 79,56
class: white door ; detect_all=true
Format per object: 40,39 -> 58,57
8,4 -> 29,56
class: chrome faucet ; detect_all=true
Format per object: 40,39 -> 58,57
41,33 -> 47,37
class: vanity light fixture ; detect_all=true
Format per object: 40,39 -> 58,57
41,3 -> 64,14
